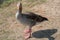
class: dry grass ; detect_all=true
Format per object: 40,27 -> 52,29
0,0 -> 60,40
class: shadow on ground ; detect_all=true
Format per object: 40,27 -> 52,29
32,29 -> 57,40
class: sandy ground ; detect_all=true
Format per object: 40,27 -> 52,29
0,0 -> 60,40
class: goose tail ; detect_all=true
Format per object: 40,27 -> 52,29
36,16 -> 48,22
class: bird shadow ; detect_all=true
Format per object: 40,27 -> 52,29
32,29 -> 57,40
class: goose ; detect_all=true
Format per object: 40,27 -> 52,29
16,2 -> 48,40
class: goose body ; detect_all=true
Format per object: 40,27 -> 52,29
16,2 -> 48,39
16,11 -> 35,26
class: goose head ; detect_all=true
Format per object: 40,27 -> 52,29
17,2 -> 22,13
17,2 -> 22,11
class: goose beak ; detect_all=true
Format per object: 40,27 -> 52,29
17,2 -> 20,9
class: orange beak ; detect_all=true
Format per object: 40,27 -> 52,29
17,2 -> 20,9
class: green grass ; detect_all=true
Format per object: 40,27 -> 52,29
0,0 -> 21,8
0,0 -> 47,8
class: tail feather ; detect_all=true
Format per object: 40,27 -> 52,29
36,16 -> 48,22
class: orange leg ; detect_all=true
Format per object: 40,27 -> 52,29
24,28 -> 32,40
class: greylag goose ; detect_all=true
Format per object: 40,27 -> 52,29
16,2 -> 48,40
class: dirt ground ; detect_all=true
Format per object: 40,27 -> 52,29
0,0 -> 60,40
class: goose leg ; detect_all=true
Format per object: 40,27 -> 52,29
24,27 -> 32,40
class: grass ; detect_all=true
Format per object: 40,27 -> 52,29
22,0 -> 47,12
0,0 -> 47,8
0,0 -> 21,8
24,0 -> 47,6
0,29 -> 15,40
